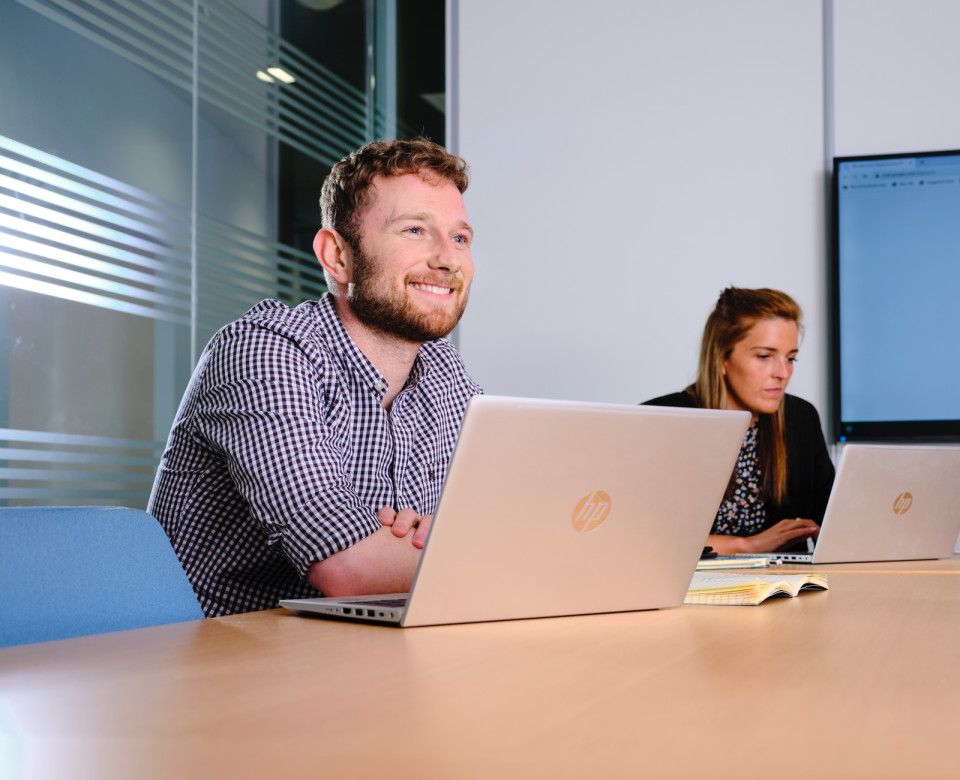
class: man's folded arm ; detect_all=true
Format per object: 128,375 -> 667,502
306,524 -> 423,596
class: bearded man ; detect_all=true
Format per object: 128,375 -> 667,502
149,139 -> 481,617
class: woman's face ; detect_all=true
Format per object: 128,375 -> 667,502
722,317 -> 799,420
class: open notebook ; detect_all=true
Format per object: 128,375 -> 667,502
281,395 -> 750,627
769,443 -> 960,564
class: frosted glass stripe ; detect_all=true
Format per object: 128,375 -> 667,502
195,216 -> 327,304
0,214 -> 191,288
197,81 -> 365,166
203,261 -> 326,296
67,0 -> 191,62
0,134 -> 178,210
195,262 -> 326,303
204,0 -> 368,118
0,252 -> 190,309
0,469 -> 155,484
197,2 -> 368,164
196,245 -> 320,282
0,426 -> 159,504
198,217 -> 319,255
0,448 -> 156,465
0,489 -> 153,501
1,136 -> 192,321
17,0 -> 368,168
0,227 -> 190,291
195,86 -> 358,168
0,175 -> 183,246
129,0 -> 193,36
195,270 -> 276,303
0,268 -> 188,323
0,151 -> 182,224
199,50 -> 367,150
0,193 -> 184,264
0,428 -> 161,450
16,0 -> 193,91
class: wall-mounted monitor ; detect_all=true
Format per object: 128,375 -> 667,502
832,148 -> 960,442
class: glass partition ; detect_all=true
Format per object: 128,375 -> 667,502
0,0 -> 444,507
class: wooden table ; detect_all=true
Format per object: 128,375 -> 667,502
2,566 -> 960,779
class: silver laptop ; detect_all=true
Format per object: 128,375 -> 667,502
769,443 -> 960,564
281,395 -> 750,627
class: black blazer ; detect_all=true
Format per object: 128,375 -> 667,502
643,391 -> 835,525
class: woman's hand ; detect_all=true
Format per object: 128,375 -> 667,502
708,518 -> 819,554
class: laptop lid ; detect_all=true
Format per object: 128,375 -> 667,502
779,444 -> 960,564
282,395 -> 750,626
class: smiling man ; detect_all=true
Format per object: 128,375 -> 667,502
149,139 -> 482,617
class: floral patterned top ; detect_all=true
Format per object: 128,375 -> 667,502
711,421 -> 766,536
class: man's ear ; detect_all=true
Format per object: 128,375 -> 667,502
314,228 -> 352,286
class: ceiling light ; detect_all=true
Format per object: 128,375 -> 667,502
256,70 -> 275,83
267,67 -> 296,84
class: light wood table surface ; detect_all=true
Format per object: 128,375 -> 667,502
2,568 -> 960,779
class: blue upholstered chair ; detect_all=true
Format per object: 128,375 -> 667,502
0,506 -> 204,648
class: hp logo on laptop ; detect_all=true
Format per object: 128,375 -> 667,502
892,492 -> 913,515
571,490 -> 611,532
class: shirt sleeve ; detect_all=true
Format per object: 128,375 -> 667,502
193,321 -> 382,577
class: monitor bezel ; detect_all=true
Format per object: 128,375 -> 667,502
830,147 -> 960,443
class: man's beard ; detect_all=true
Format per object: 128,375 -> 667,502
347,244 -> 469,343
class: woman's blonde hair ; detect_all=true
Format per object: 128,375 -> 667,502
687,287 -> 803,504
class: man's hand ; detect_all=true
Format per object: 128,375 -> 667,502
378,507 -> 433,549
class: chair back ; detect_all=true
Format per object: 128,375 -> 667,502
0,506 -> 203,648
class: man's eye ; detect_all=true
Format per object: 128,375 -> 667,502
453,234 -> 468,244
406,226 -> 423,235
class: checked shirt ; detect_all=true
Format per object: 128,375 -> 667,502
148,296 -> 481,617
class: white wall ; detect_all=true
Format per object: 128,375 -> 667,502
453,0 -> 960,429
453,0 -> 827,416
832,0 -> 960,157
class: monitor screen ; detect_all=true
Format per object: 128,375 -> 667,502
832,148 -> 960,442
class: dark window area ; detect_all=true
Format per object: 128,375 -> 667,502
278,0 -> 445,257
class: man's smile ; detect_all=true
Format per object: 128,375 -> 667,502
409,281 -> 456,296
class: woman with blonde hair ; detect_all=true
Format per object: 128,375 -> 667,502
644,287 -> 834,554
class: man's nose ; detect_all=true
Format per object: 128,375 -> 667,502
427,240 -> 462,273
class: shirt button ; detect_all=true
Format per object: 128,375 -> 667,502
374,381 -> 384,392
